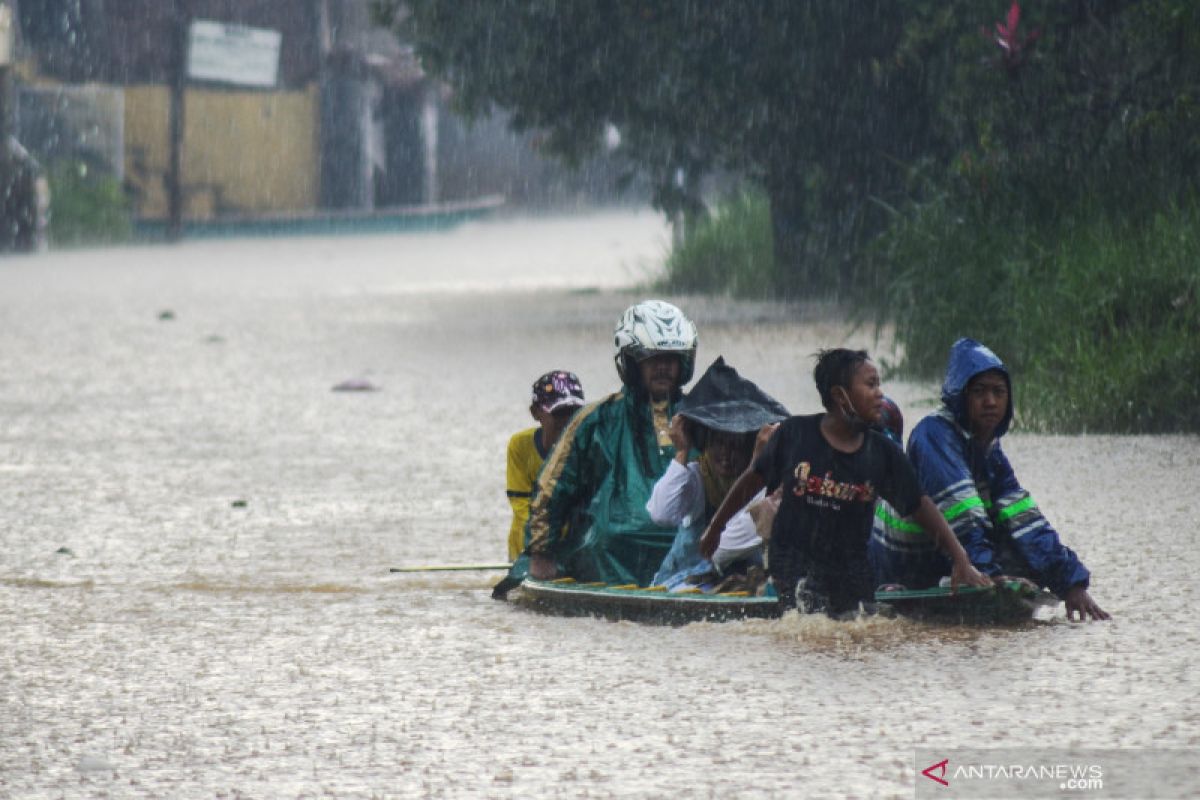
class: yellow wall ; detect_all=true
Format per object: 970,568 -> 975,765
124,85 -> 319,219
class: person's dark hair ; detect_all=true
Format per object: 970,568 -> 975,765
686,420 -> 756,453
813,348 -> 870,409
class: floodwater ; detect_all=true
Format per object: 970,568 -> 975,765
1,210 -> 1197,799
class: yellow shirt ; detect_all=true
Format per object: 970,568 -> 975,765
506,427 -> 547,560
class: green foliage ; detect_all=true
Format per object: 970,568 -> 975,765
878,188 -> 1200,433
661,191 -> 777,298
870,1 -> 1200,432
389,0 -> 1200,430
900,0 -> 1200,206
392,2 -> 1200,280
48,161 -> 131,247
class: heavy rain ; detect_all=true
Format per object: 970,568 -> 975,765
1,2 -> 1198,798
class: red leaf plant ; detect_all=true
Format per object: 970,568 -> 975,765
985,1 -> 1041,72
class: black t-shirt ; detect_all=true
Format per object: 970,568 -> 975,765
754,414 -> 923,575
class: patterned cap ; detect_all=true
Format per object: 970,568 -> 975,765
532,370 -> 585,414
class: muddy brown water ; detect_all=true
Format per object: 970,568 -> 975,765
1,211 -> 1197,798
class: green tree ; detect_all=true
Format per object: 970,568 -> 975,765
383,1 -> 1200,297
382,1 -> 937,291
877,1 -> 1200,432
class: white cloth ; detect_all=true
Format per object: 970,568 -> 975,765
645,460 -> 763,555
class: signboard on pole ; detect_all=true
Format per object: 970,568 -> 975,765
187,20 -> 281,88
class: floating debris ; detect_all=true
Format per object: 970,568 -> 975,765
230,499 -> 248,508
55,546 -> 74,556
76,754 -> 114,773
331,377 -> 379,392
158,310 -> 175,321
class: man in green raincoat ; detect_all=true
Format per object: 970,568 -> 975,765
508,300 -> 699,590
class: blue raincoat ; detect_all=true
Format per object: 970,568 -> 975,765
869,338 -> 1091,598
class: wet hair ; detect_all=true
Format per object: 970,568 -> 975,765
813,348 -> 870,410
690,421 -> 756,454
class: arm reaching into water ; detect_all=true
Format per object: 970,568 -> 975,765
1064,585 -> 1110,621
910,497 -> 992,592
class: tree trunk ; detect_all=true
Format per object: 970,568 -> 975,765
167,2 -> 188,243
765,177 -> 812,293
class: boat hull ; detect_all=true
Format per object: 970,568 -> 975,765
514,579 -> 1055,626
133,196 -> 504,240
515,578 -> 780,626
875,580 -> 1056,625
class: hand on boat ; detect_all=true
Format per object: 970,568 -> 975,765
994,575 -> 1039,593
529,554 -> 558,581
1064,585 -> 1111,622
949,557 -> 991,592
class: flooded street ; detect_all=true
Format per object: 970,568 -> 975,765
2,210 -> 1197,798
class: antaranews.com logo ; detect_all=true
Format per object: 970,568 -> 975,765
914,748 -> 1197,799
920,756 -> 1101,791
921,758 -> 949,787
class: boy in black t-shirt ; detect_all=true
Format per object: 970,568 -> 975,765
701,349 -> 989,615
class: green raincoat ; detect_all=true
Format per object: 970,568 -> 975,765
523,388 -> 679,586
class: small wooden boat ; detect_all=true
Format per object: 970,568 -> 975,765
134,195 -> 504,240
514,577 -> 780,626
512,577 -> 1055,626
875,580 -> 1057,624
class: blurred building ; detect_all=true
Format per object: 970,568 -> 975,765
12,0 -> 473,224
11,0 -> 640,236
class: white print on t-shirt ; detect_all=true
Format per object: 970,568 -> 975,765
792,461 -> 876,504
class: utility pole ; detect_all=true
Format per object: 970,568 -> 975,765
0,1 -> 21,251
0,3 -> 9,148
314,0 -> 329,209
166,0 -> 189,242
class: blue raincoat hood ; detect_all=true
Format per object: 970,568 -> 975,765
940,338 -> 1013,437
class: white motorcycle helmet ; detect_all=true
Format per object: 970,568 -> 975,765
613,300 -> 698,387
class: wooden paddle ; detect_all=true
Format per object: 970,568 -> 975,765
389,564 -> 511,573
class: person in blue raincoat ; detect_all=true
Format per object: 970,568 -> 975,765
873,338 -> 1110,621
